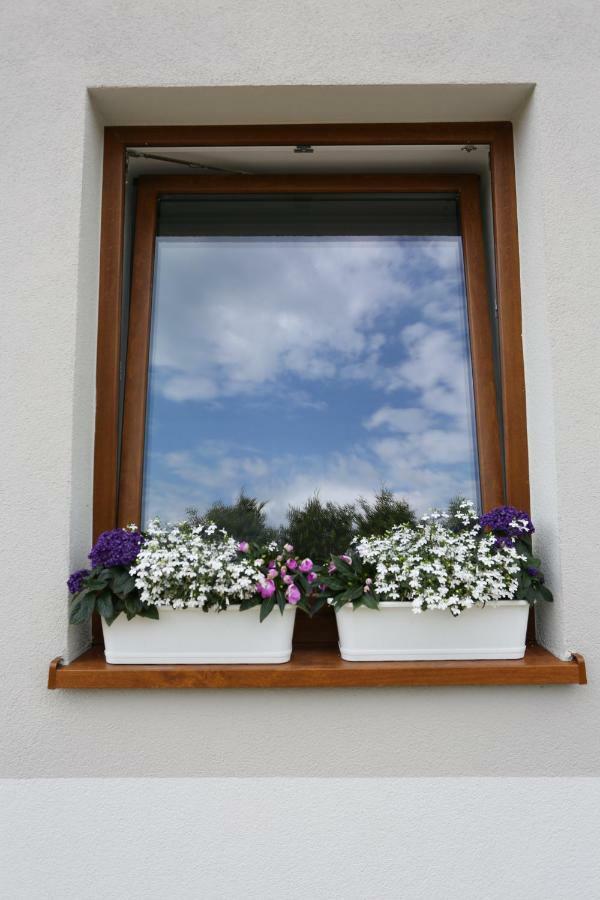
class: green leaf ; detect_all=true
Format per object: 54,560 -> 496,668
539,584 -> 554,603
124,594 -> 141,617
259,595 -> 276,622
309,595 -> 328,617
137,604 -> 159,620
276,589 -> 286,614
69,593 -> 95,625
361,592 -> 379,610
239,597 -> 259,611
96,590 -> 114,620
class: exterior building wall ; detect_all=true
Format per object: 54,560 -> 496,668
2,1 -> 599,894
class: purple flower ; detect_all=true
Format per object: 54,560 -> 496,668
286,584 -> 301,604
267,568 -> 278,580
328,562 -> 336,574
479,506 -> 534,546
286,558 -> 298,571
299,558 -> 313,573
237,541 -> 249,553
258,580 -> 276,599
340,554 -> 352,565
283,543 -> 294,553
89,528 -> 143,569
67,568 -> 90,595
283,574 -> 293,585
307,572 -> 317,583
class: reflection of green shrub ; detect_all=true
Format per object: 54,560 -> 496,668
354,488 -> 415,538
187,488 -> 417,564
282,494 -> 356,562
186,493 -> 278,545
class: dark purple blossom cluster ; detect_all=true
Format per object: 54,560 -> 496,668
89,528 -> 143,569
479,505 -> 534,546
67,568 -> 90,595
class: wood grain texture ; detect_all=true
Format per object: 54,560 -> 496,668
48,644 -> 586,689
489,124 -> 530,511
117,186 -> 158,525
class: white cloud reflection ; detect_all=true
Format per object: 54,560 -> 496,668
143,236 -> 480,523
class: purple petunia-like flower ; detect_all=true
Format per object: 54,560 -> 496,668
67,568 -> 90,595
479,505 -> 534,546
89,528 -> 144,569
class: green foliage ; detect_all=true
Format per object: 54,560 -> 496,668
354,488 -> 415,538
68,566 -> 158,626
282,494 -> 356,563
317,551 -> 378,611
187,492 -> 278,545
513,535 -> 554,605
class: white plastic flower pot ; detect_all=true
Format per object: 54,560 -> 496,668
102,604 -> 297,664
335,600 -> 529,661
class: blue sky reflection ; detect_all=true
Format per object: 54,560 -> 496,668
142,235 -> 479,525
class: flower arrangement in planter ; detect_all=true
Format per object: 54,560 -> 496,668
319,502 -> 553,661
67,521 -> 315,664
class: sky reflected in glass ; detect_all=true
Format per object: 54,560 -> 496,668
142,231 -> 479,525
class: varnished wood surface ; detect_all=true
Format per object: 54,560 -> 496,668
48,644 -> 586,690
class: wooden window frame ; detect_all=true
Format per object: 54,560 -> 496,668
47,123 -> 588,689
119,172 -> 503,526
95,123 -> 529,545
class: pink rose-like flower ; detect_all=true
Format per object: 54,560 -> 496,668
258,580 -> 276,599
284,543 -> 294,553
283,574 -> 293,585
328,562 -> 336,574
280,565 -> 287,576
307,572 -> 317,583
286,558 -> 298,571
237,541 -> 249,553
299,558 -> 313,573
340,554 -> 352,564
286,584 -> 301,604
267,568 -> 277,580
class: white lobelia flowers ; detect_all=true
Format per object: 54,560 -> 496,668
354,501 -> 525,616
130,519 -> 263,611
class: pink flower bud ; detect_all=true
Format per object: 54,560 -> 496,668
283,574 -> 293,585
286,584 -> 301,604
299,558 -> 313,572
286,558 -> 298,570
259,580 -> 276,599
284,543 -> 294,553
307,572 -> 317,583
237,541 -> 249,553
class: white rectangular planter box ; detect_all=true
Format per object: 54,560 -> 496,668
102,604 -> 297,664
335,600 -> 529,661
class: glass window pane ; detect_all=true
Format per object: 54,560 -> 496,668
142,194 -> 479,530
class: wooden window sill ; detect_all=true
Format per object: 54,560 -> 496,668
48,644 -> 586,689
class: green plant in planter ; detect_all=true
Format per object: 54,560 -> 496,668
67,528 -> 158,625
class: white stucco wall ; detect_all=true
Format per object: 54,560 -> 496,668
2,0 -> 600,893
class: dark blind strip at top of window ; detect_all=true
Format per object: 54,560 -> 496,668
157,194 -> 460,237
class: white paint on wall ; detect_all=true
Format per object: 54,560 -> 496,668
2,0 -> 600,791
2,778 -> 600,900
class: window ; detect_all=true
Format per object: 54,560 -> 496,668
49,123 -> 585,687
119,175 -> 503,539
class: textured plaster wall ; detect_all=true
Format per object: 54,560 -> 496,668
2,778 -> 600,900
2,0 -> 600,791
